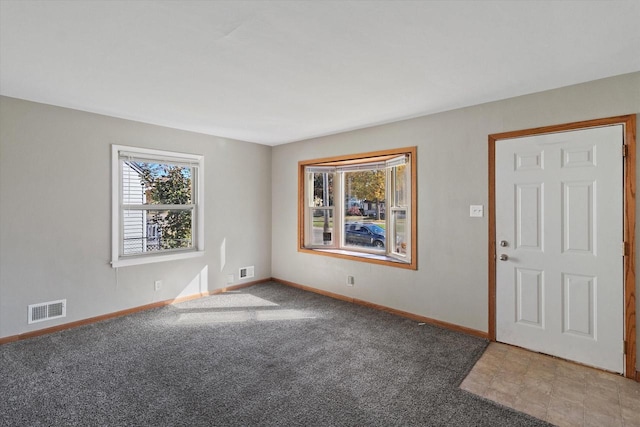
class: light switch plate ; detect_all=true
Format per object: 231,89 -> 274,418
470,205 -> 484,217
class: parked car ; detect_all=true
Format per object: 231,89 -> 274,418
344,222 -> 385,248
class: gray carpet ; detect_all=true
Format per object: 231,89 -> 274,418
0,281 -> 550,426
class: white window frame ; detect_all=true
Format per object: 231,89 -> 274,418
386,155 -> 411,260
299,148 -> 416,269
111,145 -> 205,268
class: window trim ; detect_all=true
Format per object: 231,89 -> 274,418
111,145 -> 205,268
298,147 -> 417,270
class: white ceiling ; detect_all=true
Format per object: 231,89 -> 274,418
1,1 -> 639,145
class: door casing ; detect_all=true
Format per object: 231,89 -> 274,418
488,115 -> 637,379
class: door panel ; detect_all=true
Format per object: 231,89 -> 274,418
516,268 -> 544,327
562,273 -> 595,338
496,125 -> 624,373
562,181 -> 594,254
516,183 -> 543,250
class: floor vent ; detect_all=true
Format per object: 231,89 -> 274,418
239,266 -> 255,280
28,299 -> 66,324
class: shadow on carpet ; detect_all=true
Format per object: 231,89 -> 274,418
0,281 -> 550,426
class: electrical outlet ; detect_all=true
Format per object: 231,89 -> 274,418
226,274 -> 234,284
154,280 -> 162,291
347,276 -> 355,286
470,205 -> 484,217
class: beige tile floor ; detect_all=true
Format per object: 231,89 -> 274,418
460,343 -> 640,427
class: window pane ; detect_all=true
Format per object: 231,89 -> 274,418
311,172 -> 334,207
392,209 -> 407,255
344,220 -> 386,250
344,170 -> 385,220
122,161 -> 192,205
310,208 -> 334,245
123,209 -> 193,255
393,164 -> 408,207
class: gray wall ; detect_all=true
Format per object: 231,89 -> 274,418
0,96 -> 272,338
271,72 -> 640,367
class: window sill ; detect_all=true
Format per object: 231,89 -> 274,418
299,247 -> 415,270
111,250 -> 204,268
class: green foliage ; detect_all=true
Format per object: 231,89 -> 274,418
346,170 -> 385,219
146,166 -> 192,205
139,163 -> 193,249
347,170 -> 385,202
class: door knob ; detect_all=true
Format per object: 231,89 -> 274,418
499,254 -> 509,261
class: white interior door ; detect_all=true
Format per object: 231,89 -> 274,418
495,125 -> 624,373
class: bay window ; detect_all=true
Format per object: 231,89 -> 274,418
299,147 -> 416,269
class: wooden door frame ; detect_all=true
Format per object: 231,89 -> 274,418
488,115 -> 637,380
